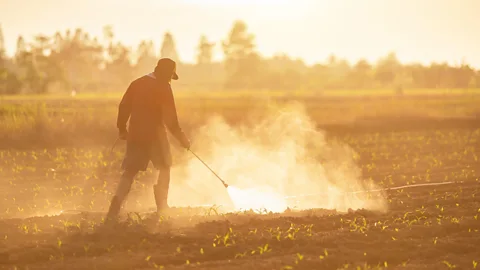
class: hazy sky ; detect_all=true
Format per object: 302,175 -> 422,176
1,0 -> 479,67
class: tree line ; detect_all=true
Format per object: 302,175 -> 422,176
1,20 -> 479,95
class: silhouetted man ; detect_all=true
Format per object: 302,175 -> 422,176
106,58 -> 190,221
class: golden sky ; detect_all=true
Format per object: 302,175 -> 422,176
1,0 -> 479,67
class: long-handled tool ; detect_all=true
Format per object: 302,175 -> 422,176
109,138 -> 229,188
189,149 -> 229,188
110,137 -> 119,155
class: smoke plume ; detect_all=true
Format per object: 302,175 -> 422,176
162,101 -> 387,213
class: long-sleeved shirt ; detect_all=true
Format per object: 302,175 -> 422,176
116,73 -> 186,143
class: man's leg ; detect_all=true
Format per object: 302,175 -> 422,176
106,140 -> 149,221
151,134 -> 172,214
106,169 -> 139,220
153,166 -> 170,213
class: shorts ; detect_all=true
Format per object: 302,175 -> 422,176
121,139 -> 172,171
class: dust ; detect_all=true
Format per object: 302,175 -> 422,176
162,101 -> 388,214
226,186 -> 288,213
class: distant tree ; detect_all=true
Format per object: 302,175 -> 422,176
0,71 -> 23,95
259,54 -> 307,90
24,62 -> 43,94
474,71 -> 480,88
306,63 -> 329,90
103,25 -> 114,47
222,20 -> 263,89
52,31 -> 63,52
14,36 -> 27,64
47,28 -> 104,92
196,35 -> 215,66
102,25 -> 115,66
98,26 -> 135,89
375,52 -> 401,87
11,35 -> 40,93
136,40 -> 157,75
191,35 -> 217,87
407,63 -> 428,88
322,54 -> 351,89
0,25 -> 23,95
0,24 -> 5,61
29,34 -> 55,93
350,59 -> 373,88
2,22 -> 480,94
106,42 -> 133,86
455,63 -> 475,89
0,24 -> 6,93
422,63 -> 453,88
265,53 -> 307,72
160,32 -> 179,62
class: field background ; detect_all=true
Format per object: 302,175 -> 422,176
1,88 -> 479,149
2,2 -> 480,268
0,89 -> 479,270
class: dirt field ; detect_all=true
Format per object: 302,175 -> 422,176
0,92 -> 479,269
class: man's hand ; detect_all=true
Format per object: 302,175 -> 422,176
179,133 -> 190,150
119,129 -> 128,140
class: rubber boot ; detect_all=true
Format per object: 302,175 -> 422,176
104,170 -> 137,223
106,195 -> 122,222
153,184 -> 169,214
153,166 -> 171,215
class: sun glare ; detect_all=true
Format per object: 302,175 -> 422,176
178,0 -> 291,5
175,0 -> 307,18
227,186 -> 288,213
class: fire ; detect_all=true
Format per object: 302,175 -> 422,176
226,186 -> 288,213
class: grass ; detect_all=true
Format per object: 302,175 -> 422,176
0,88 -> 479,150
0,88 -> 479,269
1,88 -> 480,100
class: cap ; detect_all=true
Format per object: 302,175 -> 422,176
156,58 -> 179,80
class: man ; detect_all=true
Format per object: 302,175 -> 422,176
106,58 -> 190,221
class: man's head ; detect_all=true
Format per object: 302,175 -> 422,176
154,58 -> 179,82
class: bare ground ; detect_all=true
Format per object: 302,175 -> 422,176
0,112 -> 479,269
0,180 -> 478,270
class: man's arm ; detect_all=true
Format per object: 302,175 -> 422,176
117,83 -> 134,134
162,84 -> 190,149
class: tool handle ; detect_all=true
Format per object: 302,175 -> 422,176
189,149 -> 228,188
110,137 -> 119,155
